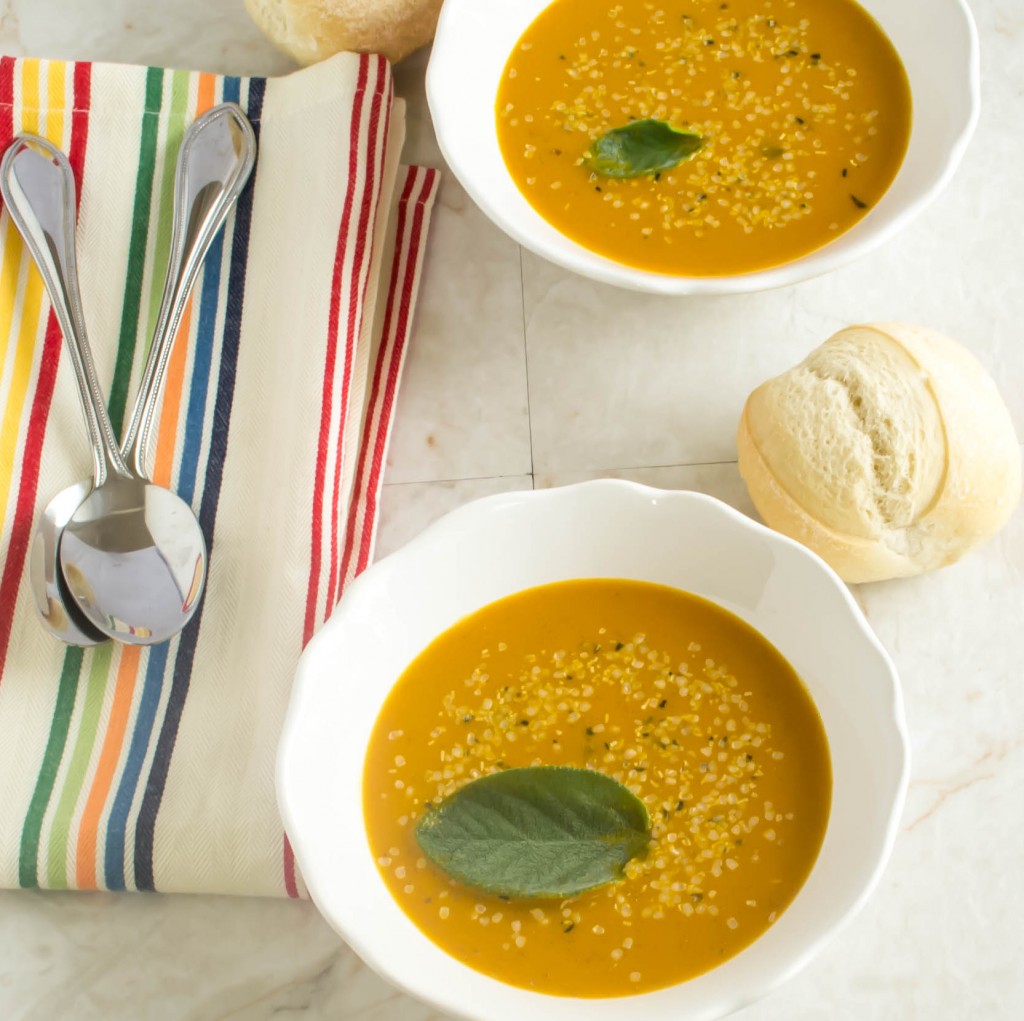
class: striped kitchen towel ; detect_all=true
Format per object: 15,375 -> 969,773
0,53 -> 439,896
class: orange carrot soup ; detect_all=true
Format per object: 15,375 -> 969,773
495,0 -> 911,276
363,580 -> 831,996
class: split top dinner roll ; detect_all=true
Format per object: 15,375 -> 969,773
737,323 -> 1021,583
245,0 -> 443,65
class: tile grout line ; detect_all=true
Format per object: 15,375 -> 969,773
518,246 -> 537,489
383,473 -> 536,488
600,457 -> 741,472
381,458 -> 741,489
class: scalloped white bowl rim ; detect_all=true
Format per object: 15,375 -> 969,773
278,481 -> 909,1021
426,0 -> 979,294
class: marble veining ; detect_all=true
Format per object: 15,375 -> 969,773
1,0 -> 1022,1018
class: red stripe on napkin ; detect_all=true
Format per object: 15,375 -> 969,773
284,164 -> 440,900
0,62 -> 92,678
355,168 -> 439,574
301,54 -> 372,648
325,55 -> 390,613
338,166 -> 440,586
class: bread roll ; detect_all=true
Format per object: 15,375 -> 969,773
737,323 -> 1021,583
245,0 -> 443,65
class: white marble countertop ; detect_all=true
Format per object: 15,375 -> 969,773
1,1 -> 1022,1018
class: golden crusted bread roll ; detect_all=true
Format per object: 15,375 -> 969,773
245,0 -> 444,65
737,323 -> 1021,583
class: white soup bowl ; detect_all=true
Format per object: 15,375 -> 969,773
278,481 -> 909,1021
426,0 -> 979,294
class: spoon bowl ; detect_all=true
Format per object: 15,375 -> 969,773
60,478 -> 206,643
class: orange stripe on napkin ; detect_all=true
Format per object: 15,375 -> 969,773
196,73 -> 215,114
75,644 -> 141,888
151,300 -> 191,487
151,73 -> 215,486
77,71 -> 217,883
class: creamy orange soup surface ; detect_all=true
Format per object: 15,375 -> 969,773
496,0 -> 911,275
363,579 -> 831,996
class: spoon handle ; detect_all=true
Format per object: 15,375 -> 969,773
120,103 -> 256,478
0,136 -> 131,485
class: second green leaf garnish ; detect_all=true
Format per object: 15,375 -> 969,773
414,766 -> 651,898
585,118 -> 704,179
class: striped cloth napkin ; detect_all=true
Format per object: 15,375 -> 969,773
0,53 -> 438,897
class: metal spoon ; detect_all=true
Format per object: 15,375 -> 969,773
19,107 -> 256,646
6,110 -> 253,645
3,137 -> 199,646
118,103 -> 256,481
2,137 -> 134,641
21,107 -> 256,646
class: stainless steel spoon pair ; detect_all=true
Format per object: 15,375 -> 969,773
2,104 -> 256,646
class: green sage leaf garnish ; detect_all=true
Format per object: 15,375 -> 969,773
585,118 -> 703,179
414,766 -> 650,898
